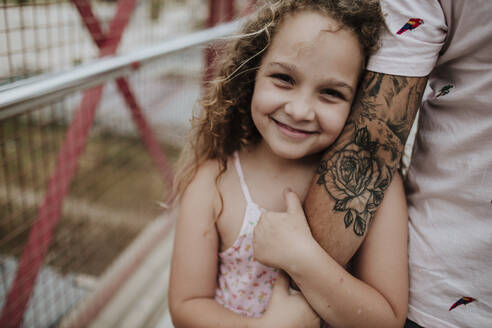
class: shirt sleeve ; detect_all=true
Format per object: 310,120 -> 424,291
367,0 -> 447,77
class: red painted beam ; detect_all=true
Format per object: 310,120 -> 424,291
0,1 -> 136,326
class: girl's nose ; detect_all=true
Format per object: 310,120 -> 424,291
284,94 -> 315,121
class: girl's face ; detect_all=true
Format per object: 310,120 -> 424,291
251,11 -> 363,160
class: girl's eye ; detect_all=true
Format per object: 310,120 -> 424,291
321,89 -> 346,101
270,73 -> 295,86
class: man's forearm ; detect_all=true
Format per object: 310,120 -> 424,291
305,71 -> 428,265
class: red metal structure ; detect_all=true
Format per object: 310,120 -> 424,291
0,0 -> 244,326
0,0 -> 173,326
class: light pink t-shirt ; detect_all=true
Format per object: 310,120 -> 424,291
214,152 -> 278,317
368,1 -> 492,327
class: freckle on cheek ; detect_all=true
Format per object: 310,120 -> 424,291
339,277 -> 344,284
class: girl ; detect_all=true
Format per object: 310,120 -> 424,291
169,1 -> 408,327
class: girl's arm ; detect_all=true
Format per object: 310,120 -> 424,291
169,161 -> 245,327
169,161 -> 319,328
253,173 -> 408,328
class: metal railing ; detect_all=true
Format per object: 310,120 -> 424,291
0,1 -> 244,325
0,19 -> 242,120
0,0 -> 208,86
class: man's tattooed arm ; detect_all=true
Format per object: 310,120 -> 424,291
304,71 -> 428,266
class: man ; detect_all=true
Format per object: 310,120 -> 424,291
305,1 -> 492,327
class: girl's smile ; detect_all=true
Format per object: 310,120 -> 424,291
270,116 -> 319,140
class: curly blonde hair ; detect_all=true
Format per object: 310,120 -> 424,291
171,0 -> 384,205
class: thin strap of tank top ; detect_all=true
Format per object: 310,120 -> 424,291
233,151 -> 253,205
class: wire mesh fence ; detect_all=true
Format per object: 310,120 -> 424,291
0,0 -> 208,86
0,0 -> 251,326
0,88 -> 176,327
0,50 -> 210,327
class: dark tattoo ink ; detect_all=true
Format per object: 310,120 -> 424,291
406,81 -> 426,118
366,73 -> 385,98
316,128 -> 393,237
315,72 -> 426,238
357,99 -> 379,121
383,76 -> 409,107
389,81 -> 426,143
390,75 -> 408,94
387,119 -> 410,144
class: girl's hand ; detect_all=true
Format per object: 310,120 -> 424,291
259,273 -> 320,328
253,189 -> 314,271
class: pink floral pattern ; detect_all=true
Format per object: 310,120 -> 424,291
215,205 -> 278,317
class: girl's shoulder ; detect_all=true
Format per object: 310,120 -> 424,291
183,159 -> 222,199
194,159 -> 222,182
180,157 -> 234,217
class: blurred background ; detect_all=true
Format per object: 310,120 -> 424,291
0,0 -> 253,327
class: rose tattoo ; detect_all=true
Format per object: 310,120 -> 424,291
316,127 -> 393,237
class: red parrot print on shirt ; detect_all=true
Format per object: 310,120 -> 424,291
449,296 -> 476,311
397,18 -> 424,35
